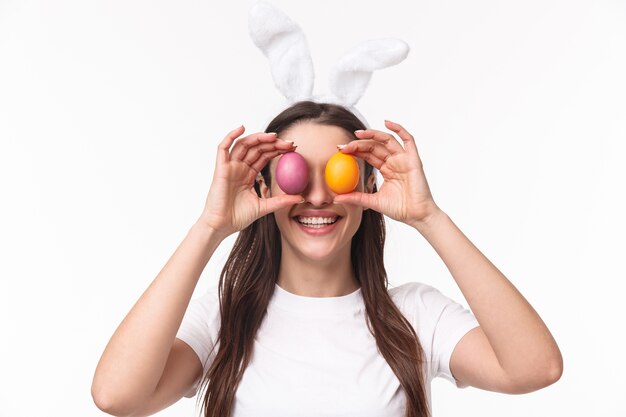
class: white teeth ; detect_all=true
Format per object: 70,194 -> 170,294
302,224 -> 326,229
296,216 -> 338,226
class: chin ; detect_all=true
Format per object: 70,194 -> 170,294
295,244 -> 340,262
275,214 -> 358,261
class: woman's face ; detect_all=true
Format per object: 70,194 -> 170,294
259,122 -> 375,262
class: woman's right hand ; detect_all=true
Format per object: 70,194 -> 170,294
196,125 -> 303,238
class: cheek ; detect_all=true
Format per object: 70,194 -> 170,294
266,178 -> 285,198
271,202 -> 291,228
347,208 -> 364,229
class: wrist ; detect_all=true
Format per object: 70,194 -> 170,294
410,206 -> 447,234
190,220 -> 229,244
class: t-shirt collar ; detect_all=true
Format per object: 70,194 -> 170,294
271,282 -> 364,318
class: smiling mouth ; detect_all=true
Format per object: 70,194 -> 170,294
292,215 -> 341,229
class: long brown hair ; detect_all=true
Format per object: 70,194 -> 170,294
196,101 -> 430,417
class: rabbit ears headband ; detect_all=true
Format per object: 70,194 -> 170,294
248,1 -> 410,129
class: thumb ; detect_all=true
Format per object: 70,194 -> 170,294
258,194 -> 305,217
333,191 -> 378,210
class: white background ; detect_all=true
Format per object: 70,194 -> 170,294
1,0 -> 625,416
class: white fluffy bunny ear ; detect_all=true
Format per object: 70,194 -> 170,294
248,1 -> 314,103
329,38 -> 410,107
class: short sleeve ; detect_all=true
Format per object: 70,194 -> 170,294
175,285 -> 221,398
390,282 -> 480,389
422,285 -> 480,388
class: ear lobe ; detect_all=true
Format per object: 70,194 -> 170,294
257,173 -> 271,199
362,172 -> 377,212
366,172 -> 376,193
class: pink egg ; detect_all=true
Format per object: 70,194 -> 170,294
275,152 -> 309,195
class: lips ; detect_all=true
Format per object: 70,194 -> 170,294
292,216 -> 342,236
292,210 -> 342,218
289,209 -> 345,236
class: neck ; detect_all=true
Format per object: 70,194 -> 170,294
276,241 -> 360,297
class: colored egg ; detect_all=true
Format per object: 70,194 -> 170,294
275,151 -> 309,194
325,152 -> 359,194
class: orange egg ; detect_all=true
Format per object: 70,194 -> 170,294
325,152 -> 360,194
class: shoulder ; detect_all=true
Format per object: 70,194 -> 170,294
185,283 -> 221,320
388,280 -> 439,297
388,281 -> 464,330
177,283 -> 222,353
201,282 -> 221,302
388,281 -> 446,311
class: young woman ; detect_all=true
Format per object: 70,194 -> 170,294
92,101 -> 563,417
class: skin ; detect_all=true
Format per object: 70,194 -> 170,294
199,119 -> 563,394
257,122 -> 376,298
334,120 -> 563,393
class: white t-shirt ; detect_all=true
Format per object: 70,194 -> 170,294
176,281 -> 479,416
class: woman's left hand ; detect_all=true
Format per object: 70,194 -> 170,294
333,120 -> 441,228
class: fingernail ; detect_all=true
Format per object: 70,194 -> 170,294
354,130 -> 364,134
268,132 -> 278,136
283,139 -> 295,145
337,144 -> 346,150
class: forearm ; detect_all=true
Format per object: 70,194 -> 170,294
413,209 -> 562,379
91,222 -> 224,412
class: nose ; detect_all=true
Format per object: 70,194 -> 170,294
302,168 -> 334,206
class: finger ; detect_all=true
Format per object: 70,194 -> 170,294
258,194 -> 305,218
242,142 -> 296,168
339,140 -> 390,164
250,148 -> 295,173
343,150 -> 385,171
230,133 -> 285,162
354,128 -> 405,155
217,125 -> 245,165
333,191 -> 379,211
384,120 -> 418,155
